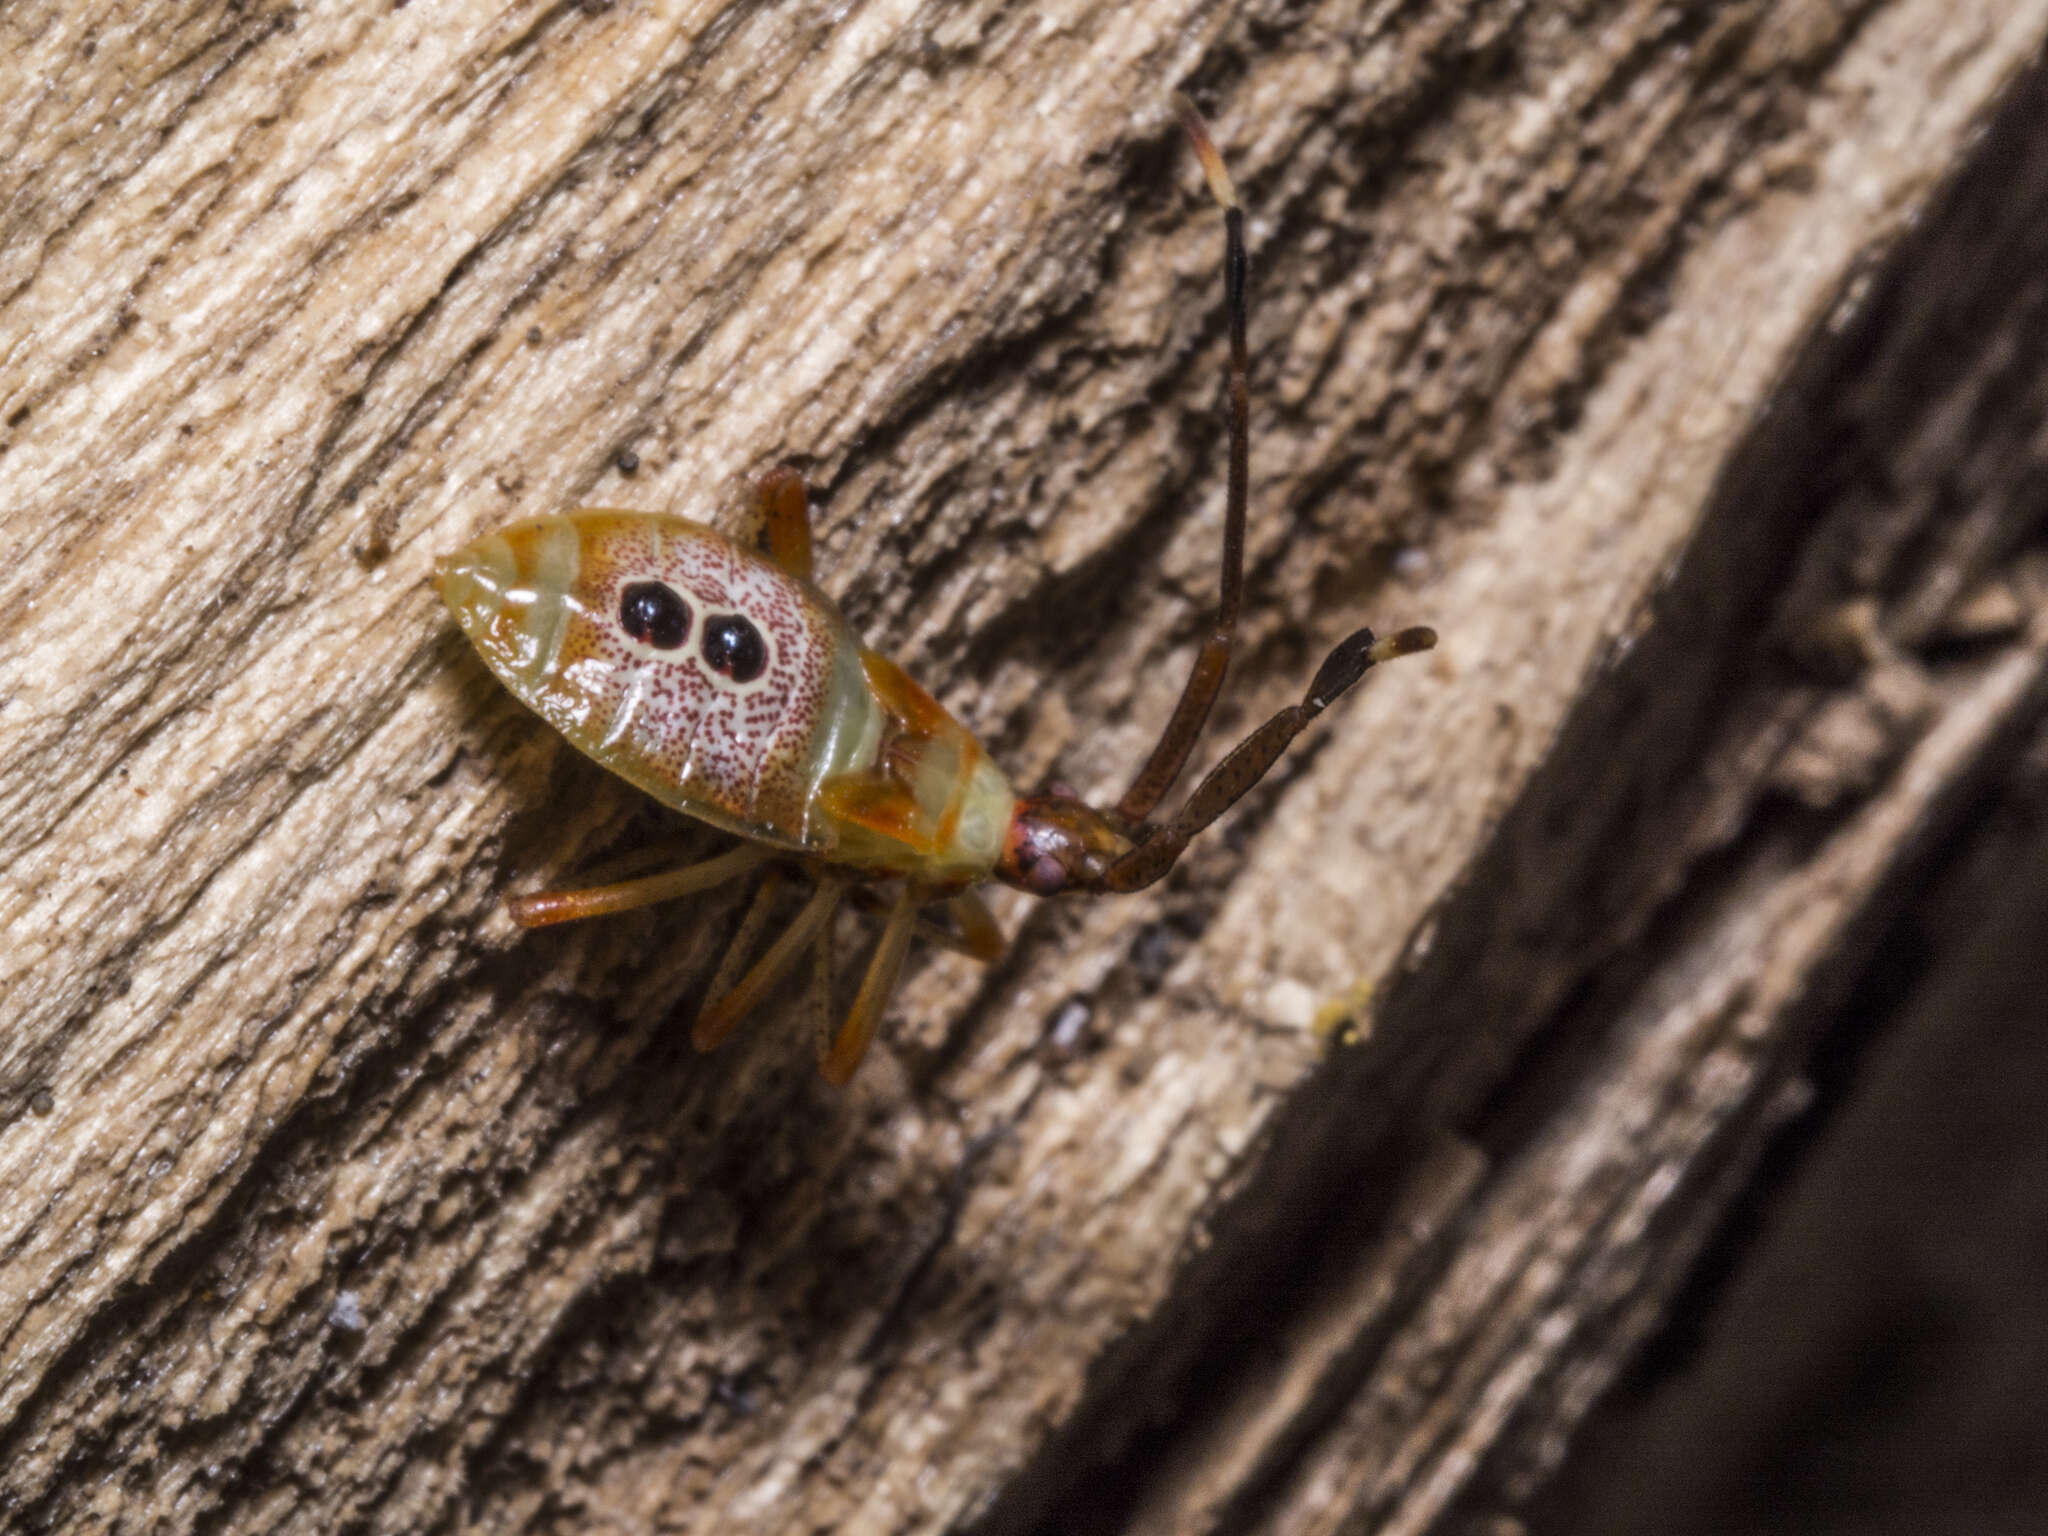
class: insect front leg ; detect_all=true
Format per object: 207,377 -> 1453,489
945,890 -> 1005,962
739,466 -> 816,581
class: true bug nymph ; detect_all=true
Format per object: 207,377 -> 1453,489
436,98 -> 1436,1084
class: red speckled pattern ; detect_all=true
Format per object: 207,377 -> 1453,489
511,512 -> 855,846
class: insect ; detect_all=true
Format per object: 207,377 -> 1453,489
436,98 -> 1436,1084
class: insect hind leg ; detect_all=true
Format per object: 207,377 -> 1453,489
508,845 -> 768,927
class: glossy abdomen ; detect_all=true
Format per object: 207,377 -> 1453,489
437,510 -> 882,851
437,509 -> 1014,881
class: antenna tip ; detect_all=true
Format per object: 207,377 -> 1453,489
1304,625 -> 1438,710
1171,91 -> 1239,211
1369,626 -> 1438,664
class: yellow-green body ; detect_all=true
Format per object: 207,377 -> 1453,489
437,509 -> 1013,887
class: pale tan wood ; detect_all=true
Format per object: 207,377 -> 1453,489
1,2 -> 2044,1533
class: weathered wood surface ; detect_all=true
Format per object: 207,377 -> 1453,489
3,2 -> 2045,1533
1538,702 -> 2048,1536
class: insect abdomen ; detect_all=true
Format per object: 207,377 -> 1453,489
810,650 -> 1015,883
437,510 -> 883,850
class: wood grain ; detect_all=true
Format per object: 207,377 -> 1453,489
3,1 -> 2044,1531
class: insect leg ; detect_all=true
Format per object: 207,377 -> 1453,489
693,879 -> 842,1051
946,890 -> 1006,963
806,899 -> 837,1068
908,916 -> 982,957
864,887 -> 1005,961
820,885 -> 921,1086
1101,626 -> 1436,893
508,845 -> 770,928
1115,96 -> 1249,829
692,869 -> 787,1048
744,466 -> 815,582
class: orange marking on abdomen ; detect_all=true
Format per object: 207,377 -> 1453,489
933,733 -> 981,853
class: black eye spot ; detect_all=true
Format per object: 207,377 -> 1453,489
619,581 -> 691,649
702,613 -> 768,683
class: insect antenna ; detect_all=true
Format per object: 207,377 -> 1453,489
1101,625 -> 1434,892
1095,95 -> 1435,891
1115,94 -> 1251,829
